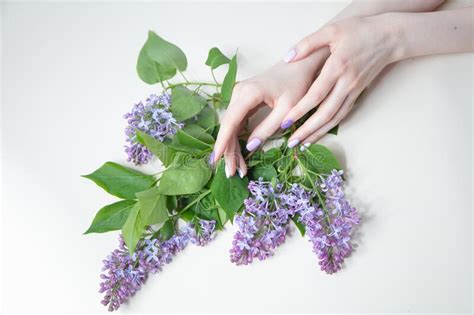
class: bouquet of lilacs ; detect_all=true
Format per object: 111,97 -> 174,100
83,31 -> 360,312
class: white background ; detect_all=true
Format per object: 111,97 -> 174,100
1,1 -> 473,313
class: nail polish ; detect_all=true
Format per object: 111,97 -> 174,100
208,151 -> 215,165
304,142 -> 311,148
283,48 -> 296,63
237,168 -> 244,178
246,138 -> 262,151
288,139 -> 300,148
280,119 -> 293,129
300,145 -> 306,152
225,164 -> 231,178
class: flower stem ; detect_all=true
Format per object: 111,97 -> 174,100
166,81 -> 221,91
177,190 -> 212,215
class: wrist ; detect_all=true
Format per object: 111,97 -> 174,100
370,12 -> 409,63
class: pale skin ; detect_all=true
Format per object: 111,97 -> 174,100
210,1 -> 474,178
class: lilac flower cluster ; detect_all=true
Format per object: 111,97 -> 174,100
99,219 -> 215,311
296,170 -> 360,274
230,170 -> 359,274
230,179 -> 291,265
123,93 -> 182,165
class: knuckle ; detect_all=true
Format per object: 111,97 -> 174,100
324,24 -> 339,37
332,56 -> 349,72
319,111 -> 332,123
289,105 -> 303,119
298,37 -> 312,54
234,81 -> 262,98
343,71 -> 360,90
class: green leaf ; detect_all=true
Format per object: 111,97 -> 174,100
84,200 -> 136,234
210,160 -> 249,222
328,124 -> 339,135
158,156 -> 212,195
205,47 -> 230,69
166,195 -> 177,211
146,31 -> 187,72
121,203 -> 143,254
82,162 -> 155,200
158,220 -> 175,240
190,193 -> 224,228
211,93 -> 225,110
250,164 -> 277,181
301,144 -> 342,174
262,148 -> 281,161
121,187 -> 169,254
136,186 -> 169,226
180,209 -> 195,222
176,124 -> 214,151
221,55 -> 237,103
217,208 -> 227,226
136,130 -> 176,167
165,137 -> 203,155
136,39 -> 176,84
193,106 -> 217,133
292,216 -> 306,236
171,86 -> 207,121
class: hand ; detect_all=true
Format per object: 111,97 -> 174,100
282,15 -> 402,146
211,48 -> 330,177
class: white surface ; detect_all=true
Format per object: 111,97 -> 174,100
1,1 -> 472,313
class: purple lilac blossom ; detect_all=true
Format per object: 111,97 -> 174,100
230,170 -> 359,274
99,219 -> 215,311
312,169 -> 360,274
230,179 -> 291,265
123,92 -> 182,165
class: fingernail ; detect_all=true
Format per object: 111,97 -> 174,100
246,138 -> 262,151
280,119 -> 293,129
237,168 -> 244,178
300,145 -> 306,152
304,142 -> 311,148
288,139 -> 300,148
208,151 -> 215,165
225,164 -> 231,178
283,48 -> 296,63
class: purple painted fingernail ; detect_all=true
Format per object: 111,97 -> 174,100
283,48 -> 296,63
288,139 -> 300,148
246,138 -> 262,151
281,119 -> 293,129
208,151 -> 215,165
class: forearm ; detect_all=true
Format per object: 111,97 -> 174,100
330,0 -> 445,23
385,7 -> 474,61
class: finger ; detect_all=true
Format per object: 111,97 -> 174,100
237,152 -> 247,178
233,138 -> 248,178
284,25 -> 333,63
211,84 -> 263,165
281,56 -> 342,129
246,96 -> 294,152
287,79 -> 349,147
223,135 -> 237,178
301,90 -> 359,147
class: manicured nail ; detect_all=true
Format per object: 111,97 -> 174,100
225,164 -> 231,178
288,139 -> 300,148
237,168 -> 245,178
304,142 -> 311,148
208,151 -> 215,165
281,119 -> 293,129
283,48 -> 296,63
246,138 -> 262,151
300,145 -> 306,152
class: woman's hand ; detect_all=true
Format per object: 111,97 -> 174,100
211,48 -> 330,177
281,15 -> 403,147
